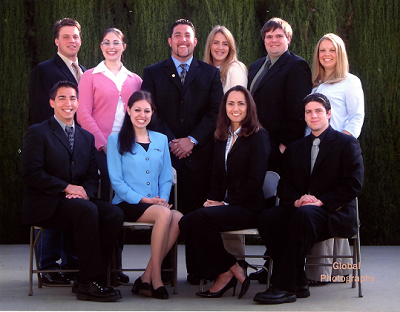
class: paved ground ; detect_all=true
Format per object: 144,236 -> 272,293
0,244 -> 399,311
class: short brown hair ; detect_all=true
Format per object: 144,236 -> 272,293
215,85 -> 261,141
53,18 -> 81,39
261,17 -> 292,42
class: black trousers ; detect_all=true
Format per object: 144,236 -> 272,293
96,150 -> 111,202
179,205 -> 257,281
37,198 -> 124,283
257,205 -> 331,292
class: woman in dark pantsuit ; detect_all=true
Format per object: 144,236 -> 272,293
179,85 -> 271,298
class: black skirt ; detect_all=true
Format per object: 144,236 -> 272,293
117,202 -> 152,222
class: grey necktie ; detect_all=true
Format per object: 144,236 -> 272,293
250,59 -> 271,95
179,64 -> 187,86
65,126 -> 74,152
310,138 -> 320,173
71,62 -> 82,83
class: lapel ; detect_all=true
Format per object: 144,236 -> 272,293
73,126 -> 84,156
311,126 -> 335,176
54,54 -> 78,84
228,135 -> 245,159
249,57 -> 266,84
49,117 -> 73,155
300,136 -> 312,178
255,50 -> 290,93
164,57 -> 182,91
182,58 -> 200,93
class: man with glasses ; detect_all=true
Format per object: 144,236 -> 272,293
28,18 -> 85,286
254,93 -> 364,304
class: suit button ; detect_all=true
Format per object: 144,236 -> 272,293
145,157 -> 149,161
147,182 -> 150,185
71,161 -> 76,165
147,194 -> 151,197
180,119 -> 184,122
146,170 -> 149,174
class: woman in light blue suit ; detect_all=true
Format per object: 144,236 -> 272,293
107,90 -> 182,299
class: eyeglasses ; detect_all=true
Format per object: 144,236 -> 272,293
101,41 -> 123,47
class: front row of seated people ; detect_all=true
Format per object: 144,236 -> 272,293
21,81 -> 363,303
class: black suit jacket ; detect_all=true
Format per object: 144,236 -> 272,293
29,54 -> 86,125
141,57 -> 223,171
20,117 -> 99,226
278,126 -> 364,237
248,50 -> 312,147
207,129 -> 271,212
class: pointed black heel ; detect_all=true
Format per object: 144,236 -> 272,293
237,260 -> 251,299
196,276 -> 237,298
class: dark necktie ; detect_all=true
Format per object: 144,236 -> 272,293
250,59 -> 271,95
179,64 -> 187,86
65,126 -> 74,152
310,138 -> 320,173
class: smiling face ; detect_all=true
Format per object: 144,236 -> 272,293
226,90 -> 247,131
128,99 -> 153,131
305,101 -> 331,136
100,31 -> 126,62
168,23 -> 197,63
50,87 -> 78,126
55,26 -> 81,61
264,28 -> 290,59
210,32 -> 229,67
318,39 -> 337,71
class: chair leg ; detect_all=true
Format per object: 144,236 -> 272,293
172,242 -> 178,294
28,227 -> 34,296
267,257 -> 273,289
356,235 -> 363,297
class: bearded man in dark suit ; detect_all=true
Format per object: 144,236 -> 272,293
21,81 -> 123,302
253,93 -> 364,304
141,19 -> 223,284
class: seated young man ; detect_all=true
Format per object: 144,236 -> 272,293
254,93 -> 364,304
21,81 -> 124,302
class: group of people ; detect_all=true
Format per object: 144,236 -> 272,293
21,16 -> 364,304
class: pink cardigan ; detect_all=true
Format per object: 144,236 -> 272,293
77,68 -> 142,150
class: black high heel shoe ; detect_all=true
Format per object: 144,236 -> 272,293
152,286 -> 169,299
237,261 -> 251,299
131,277 -> 151,297
196,276 -> 237,298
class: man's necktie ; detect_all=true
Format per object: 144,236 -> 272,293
310,137 -> 320,173
72,62 -> 82,83
65,126 -> 74,152
250,59 -> 271,95
179,64 -> 187,86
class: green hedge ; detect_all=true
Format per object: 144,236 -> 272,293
1,0 -> 399,244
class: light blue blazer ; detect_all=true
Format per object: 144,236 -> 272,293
107,130 -> 173,205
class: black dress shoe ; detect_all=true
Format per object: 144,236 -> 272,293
73,278 -> 122,299
196,276 -> 237,298
253,286 -> 297,304
76,281 -> 120,302
131,277 -> 152,297
238,276 -> 250,299
41,272 -> 71,285
248,268 -> 268,284
187,274 -> 204,285
291,284 -> 310,298
152,286 -> 169,299
117,272 -> 130,283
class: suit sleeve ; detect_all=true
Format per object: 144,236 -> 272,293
207,140 -> 226,201
225,130 -> 271,206
188,69 -> 223,145
77,71 -> 107,150
280,59 -> 312,146
82,133 -> 100,199
21,126 -> 69,196
141,67 -> 176,142
29,65 -> 53,125
318,138 -> 364,213
158,136 -> 173,202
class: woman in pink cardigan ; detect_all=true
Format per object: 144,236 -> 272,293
77,28 -> 142,202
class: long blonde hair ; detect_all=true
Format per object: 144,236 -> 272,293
204,25 -> 241,86
312,33 -> 349,87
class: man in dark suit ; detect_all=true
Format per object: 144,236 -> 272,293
21,81 -> 124,302
28,18 -> 86,285
141,19 -> 223,284
248,17 -> 312,175
253,93 -> 364,304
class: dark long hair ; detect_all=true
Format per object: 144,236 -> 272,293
118,90 -> 155,155
215,85 -> 262,141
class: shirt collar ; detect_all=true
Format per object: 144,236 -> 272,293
311,125 -> 329,143
171,55 -> 193,70
57,52 -> 78,67
53,115 -> 75,133
228,125 -> 242,137
92,60 -> 133,76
